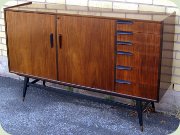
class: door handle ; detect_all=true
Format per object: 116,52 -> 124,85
50,33 -> 54,48
59,34 -> 62,48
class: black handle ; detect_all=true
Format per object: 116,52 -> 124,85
116,80 -> 131,85
117,20 -> 133,24
59,34 -> 62,48
116,65 -> 132,70
117,51 -> 133,56
117,41 -> 132,45
116,31 -> 133,35
50,33 -> 54,48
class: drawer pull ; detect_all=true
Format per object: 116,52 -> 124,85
117,31 -> 133,35
116,65 -> 132,70
117,20 -> 133,24
117,51 -> 133,56
50,33 -> 54,48
116,80 -> 131,85
59,34 -> 62,48
117,41 -> 132,45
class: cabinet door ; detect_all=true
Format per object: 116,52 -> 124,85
6,11 -> 57,80
57,16 -> 115,91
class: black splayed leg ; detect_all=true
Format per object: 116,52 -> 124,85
23,77 -> 29,101
136,100 -> 143,132
43,80 -> 46,86
151,102 -> 155,112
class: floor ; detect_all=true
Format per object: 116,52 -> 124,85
0,76 -> 179,135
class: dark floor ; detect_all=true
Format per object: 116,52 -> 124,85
0,76 -> 179,135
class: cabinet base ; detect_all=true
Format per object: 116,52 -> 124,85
22,76 -> 155,131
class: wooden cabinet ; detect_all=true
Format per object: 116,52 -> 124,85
4,3 -> 175,102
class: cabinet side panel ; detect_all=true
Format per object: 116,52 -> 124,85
5,11 -> 57,80
57,16 -> 115,91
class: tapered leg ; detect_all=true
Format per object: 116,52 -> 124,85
23,77 -> 29,101
43,80 -> 46,86
136,100 -> 143,131
151,102 -> 155,112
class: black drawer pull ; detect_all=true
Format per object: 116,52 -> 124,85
116,65 -> 132,70
50,33 -> 54,48
59,34 -> 62,48
117,31 -> 133,35
117,20 -> 133,24
116,80 -> 131,85
117,51 -> 133,56
117,41 -> 132,45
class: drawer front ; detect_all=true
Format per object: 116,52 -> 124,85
116,61 -> 159,84
117,33 -> 161,44
117,20 -> 161,34
116,82 -> 138,95
116,66 -> 139,83
115,83 -> 158,100
117,43 -> 160,56
116,52 -> 140,67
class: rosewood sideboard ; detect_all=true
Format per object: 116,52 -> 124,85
4,2 -> 175,131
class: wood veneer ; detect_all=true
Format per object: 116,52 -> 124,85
57,15 -> 115,91
117,21 -> 161,34
115,20 -> 162,100
6,11 -> 57,80
4,2 -> 176,102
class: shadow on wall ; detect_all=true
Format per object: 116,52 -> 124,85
160,12 -> 176,97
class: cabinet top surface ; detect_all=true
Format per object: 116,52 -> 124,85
6,3 -> 174,22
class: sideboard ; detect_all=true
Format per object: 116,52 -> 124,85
4,2 -> 175,131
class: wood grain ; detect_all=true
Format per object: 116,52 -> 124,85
117,20 -> 161,34
5,9 -> 165,101
117,43 -> 160,54
115,21 -> 162,100
57,15 -> 115,91
116,83 -> 158,100
117,33 -> 161,44
116,67 -> 139,82
6,11 -> 57,80
116,54 -> 140,67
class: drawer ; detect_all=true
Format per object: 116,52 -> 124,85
116,66 -> 139,83
115,82 -> 158,100
116,64 -> 159,84
117,33 -> 161,44
116,52 -> 140,67
117,42 -> 160,55
115,81 -> 138,96
117,42 -> 138,53
117,20 -> 161,34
